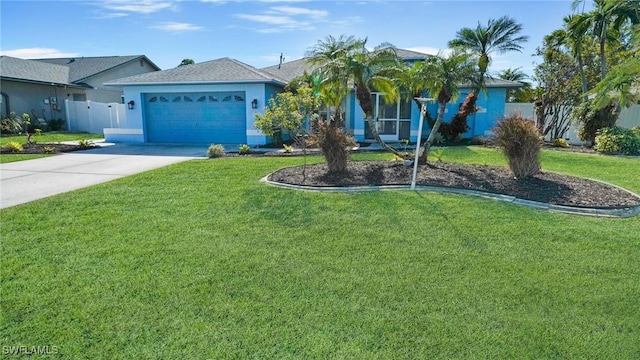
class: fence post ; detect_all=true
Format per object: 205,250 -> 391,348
108,104 -> 113,128
87,100 -> 93,134
65,99 -> 72,131
114,103 -> 121,128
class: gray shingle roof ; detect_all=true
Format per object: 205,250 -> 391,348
395,48 -> 429,61
105,57 -> 285,85
261,58 -> 315,83
260,48 -> 431,83
0,56 -> 71,85
472,78 -> 524,89
37,55 -> 160,82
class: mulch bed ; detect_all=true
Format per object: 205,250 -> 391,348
268,161 -> 640,208
0,143 -> 93,154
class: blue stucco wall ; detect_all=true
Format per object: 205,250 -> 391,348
419,87 -> 508,139
247,83 -> 283,145
306,86 -> 508,143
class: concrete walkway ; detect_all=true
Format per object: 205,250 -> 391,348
0,143 -> 206,209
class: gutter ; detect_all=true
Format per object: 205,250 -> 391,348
104,79 -> 287,87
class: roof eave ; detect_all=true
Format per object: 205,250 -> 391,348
104,79 -> 286,87
0,76 -> 85,88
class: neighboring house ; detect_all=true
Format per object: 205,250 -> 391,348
0,55 -> 159,122
103,49 -> 522,145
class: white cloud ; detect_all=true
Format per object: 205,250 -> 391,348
235,14 -> 301,25
258,0 -> 310,3
101,0 -> 173,14
150,22 -> 205,32
96,12 -> 129,19
0,48 -> 80,59
269,6 -> 327,18
235,4 -> 335,33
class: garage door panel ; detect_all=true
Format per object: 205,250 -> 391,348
144,92 -> 246,143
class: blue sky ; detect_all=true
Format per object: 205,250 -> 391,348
1,0 -> 579,77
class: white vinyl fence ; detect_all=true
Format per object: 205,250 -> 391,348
64,100 -> 126,134
505,103 -> 640,145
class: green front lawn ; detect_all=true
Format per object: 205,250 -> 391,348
1,148 -> 639,358
0,154 -> 51,163
0,132 -> 103,145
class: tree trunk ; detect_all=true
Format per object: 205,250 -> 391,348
365,116 -> 404,158
534,99 -> 545,134
419,101 -> 446,164
577,52 -> 589,103
599,36 -> 607,79
355,83 -> 404,158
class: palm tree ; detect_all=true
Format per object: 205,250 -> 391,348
496,67 -> 532,102
449,16 -> 529,89
419,51 -> 476,163
589,24 -> 640,108
395,61 -> 431,109
548,14 -> 591,101
573,0 -> 640,79
306,36 -> 404,156
448,16 -> 529,135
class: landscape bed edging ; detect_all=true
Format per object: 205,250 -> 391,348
260,175 -> 640,218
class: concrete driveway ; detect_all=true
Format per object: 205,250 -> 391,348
0,143 -> 207,209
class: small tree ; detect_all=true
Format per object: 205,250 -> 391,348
532,44 -> 582,139
254,86 -> 317,142
254,85 -> 319,177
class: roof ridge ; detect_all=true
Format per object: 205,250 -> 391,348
34,55 -> 143,60
224,57 -> 277,81
1,56 -> 70,70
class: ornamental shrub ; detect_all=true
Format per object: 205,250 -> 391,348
4,141 -> 24,153
238,144 -> 251,155
0,112 -> 23,134
571,100 -> 619,144
594,127 -> 640,155
493,112 -> 541,179
315,119 -> 356,173
78,139 -> 95,149
551,138 -> 569,148
207,144 -> 225,158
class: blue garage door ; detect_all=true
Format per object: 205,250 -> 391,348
144,92 -> 246,143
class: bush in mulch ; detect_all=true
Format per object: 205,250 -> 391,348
493,113 -> 541,179
0,143 -> 85,154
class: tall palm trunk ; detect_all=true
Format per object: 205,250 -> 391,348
419,89 -> 450,164
599,36 -> 607,79
577,50 -> 589,102
419,102 -> 447,164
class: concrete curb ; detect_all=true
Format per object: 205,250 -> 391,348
260,175 -> 640,218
